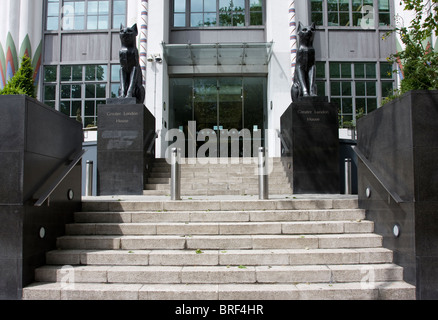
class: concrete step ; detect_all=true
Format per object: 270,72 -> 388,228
151,166 -> 286,174
144,183 -> 292,191
74,209 -> 366,223
56,234 -> 382,250
45,248 -> 394,266
33,264 -> 405,285
142,190 -> 169,196
22,192 -> 416,300
81,198 -> 360,212
22,281 -> 416,300
146,177 -> 170,184
65,221 -> 374,236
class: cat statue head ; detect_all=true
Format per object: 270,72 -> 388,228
297,22 -> 316,47
120,23 -> 138,47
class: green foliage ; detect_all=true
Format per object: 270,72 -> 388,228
0,54 -> 36,98
400,0 -> 438,43
383,1 -> 438,104
0,86 -> 26,95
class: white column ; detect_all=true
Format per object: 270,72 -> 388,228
0,0 -> 43,89
139,0 -> 148,86
289,1 -> 297,80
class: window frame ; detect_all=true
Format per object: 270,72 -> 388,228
43,64 -> 116,128
171,0 -> 265,29
44,0 -> 127,32
309,0 -> 394,29
316,61 -> 395,127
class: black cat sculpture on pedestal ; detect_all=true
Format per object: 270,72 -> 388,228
118,24 -> 145,104
291,22 -> 318,102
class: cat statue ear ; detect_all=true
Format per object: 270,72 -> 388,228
298,21 -> 304,32
131,24 -> 138,36
310,22 -> 316,30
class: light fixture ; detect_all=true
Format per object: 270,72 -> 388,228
39,227 -> 46,239
154,54 -> 162,63
393,224 -> 401,238
67,189 -> 74,201
366,187 -> 371,198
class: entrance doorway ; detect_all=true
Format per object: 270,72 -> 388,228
169,77 -> 267,157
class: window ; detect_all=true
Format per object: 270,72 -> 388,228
330,63 -> 354,126
110,64 -> 121,98
43,66 -> 57,108
47,0 -> 60,30
219,0 -> 245,27
87,1 -> 109,30
173,0 -> 187,27
378,0 -> 391,26
173,0 -> 264,28
63,0 -> 86,30
380,62 -> 394,98
352,0 -> 374,27
315,62 -> 327,97
311,0 -> 324,26
45,0 -> 126,31
249,0 -> 263,25
354,63 -> 377,116
44,64 -> 112,127
327,0 -> 350,26
113,0 -> 126,28
325,62 -> 394,127
311,0 -> 392,27
192,0 -> 217,27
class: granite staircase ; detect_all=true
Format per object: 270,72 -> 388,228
23,195 -> 415,300
143,157 -> 293,196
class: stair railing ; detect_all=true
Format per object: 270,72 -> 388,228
352,146 -> 405,204
33,149 -> 86,207
146,130 -> 160,156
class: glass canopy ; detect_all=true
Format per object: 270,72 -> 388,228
162,42 -> 274,66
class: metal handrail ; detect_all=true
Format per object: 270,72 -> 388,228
34,149 -> 86,207
276,129 -> 290,153
146,130 -> 159,155
352,146 -> 405,204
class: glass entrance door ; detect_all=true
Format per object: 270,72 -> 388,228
170,77 -> 266,158
218,78 -> 244,157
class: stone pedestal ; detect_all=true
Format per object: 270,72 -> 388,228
281,97 -> 340,194
97,101 -> 155,195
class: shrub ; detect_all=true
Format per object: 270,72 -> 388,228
0,54 -> 36,98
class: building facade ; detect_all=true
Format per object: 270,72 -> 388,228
2,0 -> 435,158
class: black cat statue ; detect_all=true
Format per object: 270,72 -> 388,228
291,22 -> 318,102
118,23 -> 145,104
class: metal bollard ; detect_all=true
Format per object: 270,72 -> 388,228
85,160 -> 93,196
170,148 -> 181,200
258,147 -> 269,200
344,158 -> 352,195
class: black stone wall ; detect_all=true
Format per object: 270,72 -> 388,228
357,90 -> 438,300
0,96 -> 83,300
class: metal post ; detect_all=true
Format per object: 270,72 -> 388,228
258,147 -> 269,200
85,160 -> 93,196
344,158 -> 352,195
171,148 -> 181,200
